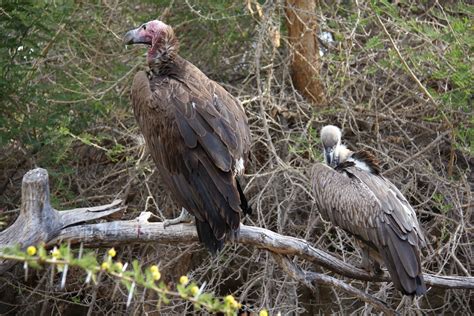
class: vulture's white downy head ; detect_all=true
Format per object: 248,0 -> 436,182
124,20 -> 178,66
320,125 -> 351,167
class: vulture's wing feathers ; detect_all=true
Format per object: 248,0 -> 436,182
131,61 -> 250,253
311,163 -> 426,295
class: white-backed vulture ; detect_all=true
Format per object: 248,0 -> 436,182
123,20 -> 251,253
312,125 -> 426,296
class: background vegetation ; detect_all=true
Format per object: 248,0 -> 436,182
1,0 -> 472,314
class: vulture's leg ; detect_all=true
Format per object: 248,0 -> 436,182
360,247 -> 372,271
163,208 -> 193,227
361,246 -> 383,276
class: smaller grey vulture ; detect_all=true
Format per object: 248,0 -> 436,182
311,125 -> 426,296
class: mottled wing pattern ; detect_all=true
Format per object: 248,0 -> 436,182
311,163 -> 381,245
311,163 -> 426,295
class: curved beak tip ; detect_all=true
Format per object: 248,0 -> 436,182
123,30 -> 135,45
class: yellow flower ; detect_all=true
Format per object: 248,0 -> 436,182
51,247 -> 61,259
259,309 -> 269,316
152,270 -> 161,280
190,285 -> 199,296
108,248 -> 116,258
148,265 -> 160,280
179,275 -> 189,285
224,295 -> 236,305
150,265 -> 159,274
101,261 -> 110,270
26,246 -> 37,256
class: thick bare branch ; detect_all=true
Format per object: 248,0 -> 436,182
2,168 -> 472,296
51,220 -> 474,290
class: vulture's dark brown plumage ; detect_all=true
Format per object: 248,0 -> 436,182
124,20 -> 251,253
312,125 -> 427,296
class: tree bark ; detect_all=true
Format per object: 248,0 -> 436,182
0,168 -> 124,273
285,0 -> 326,105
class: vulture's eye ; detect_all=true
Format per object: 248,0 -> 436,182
142,25 -> 146,30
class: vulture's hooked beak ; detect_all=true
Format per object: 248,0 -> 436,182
325,146 -> 338,168
324,147 -> 332,166
123,27 -> 151,46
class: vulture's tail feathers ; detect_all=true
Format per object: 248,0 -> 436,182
380,225 -> 426,296
195,220 -> 224,255
236,179 -> 252,216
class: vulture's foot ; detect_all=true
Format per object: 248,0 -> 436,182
163,208 -> 193,228
372,261 -> 383,276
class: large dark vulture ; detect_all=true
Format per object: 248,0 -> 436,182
311,125 -> 426,296
124,20 -> 251,253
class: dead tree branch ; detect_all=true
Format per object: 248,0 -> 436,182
0,168 -> 124,273
50,219 -> 473,290
2,168 -> 473,297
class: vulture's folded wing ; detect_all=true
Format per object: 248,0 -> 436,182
311,163 -> 426,295
132,67 -> 249,242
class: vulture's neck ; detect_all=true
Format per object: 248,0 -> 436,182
148,28 -> 180,75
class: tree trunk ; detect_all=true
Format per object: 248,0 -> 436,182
285,0 -> 326,105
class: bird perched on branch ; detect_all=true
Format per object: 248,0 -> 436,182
311,125 -> 426,296
124,20 -> 252,254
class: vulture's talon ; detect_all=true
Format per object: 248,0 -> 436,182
163,208 -> 193,228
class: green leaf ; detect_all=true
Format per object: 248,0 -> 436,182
365,36 -> 383,49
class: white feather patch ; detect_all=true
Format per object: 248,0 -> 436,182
234,157 -> 245,175
348,157 -> 372,172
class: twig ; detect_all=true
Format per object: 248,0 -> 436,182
373,6 -> 456,176
272,254 -> 396,315
373,12 -> 436,106
383,130 -> 450,176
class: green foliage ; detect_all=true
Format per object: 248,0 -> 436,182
1,2 -> 74,148
0,1 -> 257,208
0,244 -> 244,315
367,1 -> 473,154
365,36 -> 383,50
289,125 -> 323,163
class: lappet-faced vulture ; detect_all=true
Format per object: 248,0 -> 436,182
124,20 -> 252,253
311,125 -> 426,296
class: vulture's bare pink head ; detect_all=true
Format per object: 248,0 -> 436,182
124,20 -> 178,65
